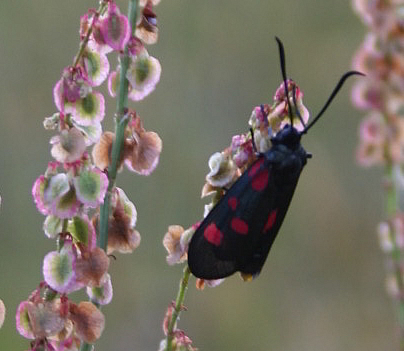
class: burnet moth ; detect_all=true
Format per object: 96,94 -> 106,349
187,37 -> 364,281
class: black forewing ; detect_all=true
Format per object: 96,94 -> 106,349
188,146 -> 305,279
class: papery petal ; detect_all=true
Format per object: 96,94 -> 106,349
43,215 -> 63,239
71,91 -> 105,126
116,187 -> 137,228
43,246 -> 80,294
75,247 -> 109,287
32,175 -> 50,215
92,131 -> 115,170
100,7 -> 130,51
50,188 -> 80,219
53,79 -> 76,114
69,302 -> 105,344
67,215 -> 96,249
16,301 -> 35,339
73,168 -> 108,207
83,50 -> 110,87
126,55 -> 161,101
206,152 -> 237,187
50,128 -> 86,163
86,273 -> 113,305
125,130 -> 162,175
72,120 -> 102,146
25,301 -> 66,339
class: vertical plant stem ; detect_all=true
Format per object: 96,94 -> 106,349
97,0 -> 138,251
385,165 -> 404,343
73,1 -> 108,67
80,1 -> 139,350
166,267 -> 191,351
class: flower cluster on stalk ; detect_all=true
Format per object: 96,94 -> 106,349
161,79 -> 309,349
17,1 -> 163,350
351,0 -> 404,304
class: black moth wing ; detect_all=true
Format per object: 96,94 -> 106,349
188,130 -> 308,280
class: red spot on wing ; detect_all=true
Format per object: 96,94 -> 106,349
251,169 -> 269,191
231,217 -> 249,235
263,209 -> 277,233
228,196 -> 238,211
204,223 -> 224,246
248,158 -> 264,178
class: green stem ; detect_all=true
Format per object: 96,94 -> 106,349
80,1 -> 139,350
166,267 -> 191,351
97,0 -> 138,249
73,1 -> 108,67
385,165 -> 404,340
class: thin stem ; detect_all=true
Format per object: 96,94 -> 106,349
97,0 -> 138,250
385,165 -> 404,339
73,1 -> 108,67
166,267 -> 191,351
80,1 -> 139,350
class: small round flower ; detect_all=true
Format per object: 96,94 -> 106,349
92,131 -> 126,171
73,167 -> 108,208
62,66 -> 91,103
43,244 -> 81,294
351,77 -> 384,111
272,80 -> 310,132
16,301 -> 36,339
124,116 -> 162,175
33,173 -> 80,218
67,215 -> 96,249
50,128 -> 86,163
43,215 -> 63,239
126,53 -> 161,101
72,119 -> 102,146
69,302 -> 105,344
100,2 -> 130,51
359,112 -> 386,144
81,49 -> 110,87
136,4 -> 159,45
231,134 -> 254,169
75,247 -> 109,288
352,33 -> 387,78
53,79 -> 76,114
71,91 -> 105,127
163,225 -> 187,265
206,151 -> 237,188
16,300 -> 66,340
86,273 -> 113,306
32,175 -> 51,215
356,112 -> 386,167
44,174 -> 80,219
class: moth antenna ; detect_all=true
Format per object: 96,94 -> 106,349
292,85 -> 306,127
275,37 -> 293,126
303,70 -> 365,134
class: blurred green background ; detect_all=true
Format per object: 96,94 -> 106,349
0,1 -> 395,350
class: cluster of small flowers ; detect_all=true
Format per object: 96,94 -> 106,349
160,80 -> 309,350
16,1 -> 163,349
351,0 -> 404,300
